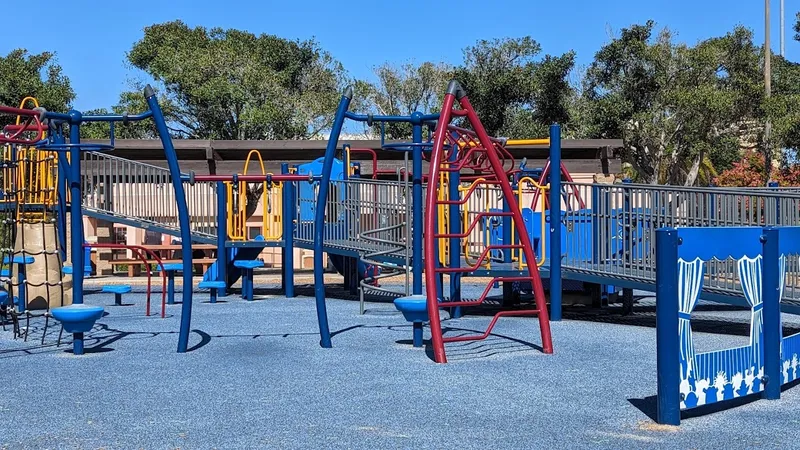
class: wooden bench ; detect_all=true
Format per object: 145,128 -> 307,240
111,259 -> 217,277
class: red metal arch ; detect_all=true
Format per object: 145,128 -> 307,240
423,81 -> 553,364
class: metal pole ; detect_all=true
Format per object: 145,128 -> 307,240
145,85 -> 194,353
411,113 -> 423,296
780,0 -> 785,57
766,0 -> 773,185
549,124 -> 563,321
655,227 -> 680,426
761,226 -> 782,401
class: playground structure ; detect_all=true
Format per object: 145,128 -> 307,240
3,79 -> 800,423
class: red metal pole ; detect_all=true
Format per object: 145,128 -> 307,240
424,91 -> 457,364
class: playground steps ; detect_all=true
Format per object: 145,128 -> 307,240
423,81 -> 554,364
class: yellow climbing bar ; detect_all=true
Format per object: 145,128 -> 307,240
227,149 -> 283,241
514,176 -> 548,267
505,138 -> 550,146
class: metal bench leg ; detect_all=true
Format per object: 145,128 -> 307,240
247,269 -> 254,301
167,272 -> 175,305
42,314 -> 49,345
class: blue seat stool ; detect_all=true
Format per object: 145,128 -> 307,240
233,260 -> 264,301
4,255 -> 35,313
393,295 -> 429,348
160,263 -> 183,305
102,285 -> 132,306
198,280 -> 227,303
51,304 -> 104,355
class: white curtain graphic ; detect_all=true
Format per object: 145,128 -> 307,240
678,258 -> 705,380
779,254 -> 787,352
738,256 -> 763,370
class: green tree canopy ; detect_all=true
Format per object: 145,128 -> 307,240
0,49 -> 74,126
453,37 -> 576,137
123,20 -> 350,140
581,21 -> 764,185
356,61 -> 453,139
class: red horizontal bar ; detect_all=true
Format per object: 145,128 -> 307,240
435,244 -> 523,273
0,105 -> 40,116
433,211 -> 513,239
438,276 -> 533,308
442,309 -> 542,343
190,174 -> 312,182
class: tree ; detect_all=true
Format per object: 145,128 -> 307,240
582,22 -> 763,185
452,37 -> 576,137
356,61 -> 452,139
0,49 -> 74,126
124,20 -> 350,140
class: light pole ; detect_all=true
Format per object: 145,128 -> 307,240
765,0 -> 773,185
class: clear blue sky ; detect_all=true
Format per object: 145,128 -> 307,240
0,0 -> 792,111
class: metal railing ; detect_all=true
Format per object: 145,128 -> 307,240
561,182 -> 800,300
81,151 -> 217,241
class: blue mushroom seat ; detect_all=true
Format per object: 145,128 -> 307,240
161,263 -> 184,271
233,260 -> 264,270
394,295 -> 429,323
102,285 -> 132,295
198,280 -> 227,289
51,304 -> 105,333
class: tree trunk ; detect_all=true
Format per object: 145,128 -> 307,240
684,153 -> 702,187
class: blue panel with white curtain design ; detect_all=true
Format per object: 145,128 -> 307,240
675,228 -> 763,410
674,226 -> 800,411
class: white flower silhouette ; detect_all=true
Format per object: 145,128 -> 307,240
695,379 -> 711,405
714,371 -> 727,402
744,368 -> 756,395
679,378 -> 692,406
732,372 -> 744,396
784,360 -> 792,384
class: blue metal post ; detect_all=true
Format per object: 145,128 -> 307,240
761,227 -> 782,400
313,87 -> 353,348
68,114 -> 86,356
591,185 -> 600,267
281,163 -> 295,298
73,332 -> 84,355
655,227 -> 680,425
549,124 -> 563,321
216,181 -> 228,296
167,271 -> 175,305
55,131 -> 68,263
145,86 -> 194,353
411,113 -> 423,296
68,114 -> 84,306
448,160 -> 462,317
413,322 -> 423,347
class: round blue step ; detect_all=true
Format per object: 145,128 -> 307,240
393,295 -> 429,323
51,304 -> 105,333
233,260 -> 264,270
